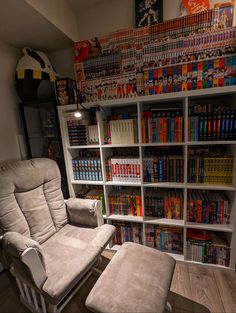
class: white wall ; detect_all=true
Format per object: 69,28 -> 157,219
77,0 -> 136,40
49,47 -> 74,78
0,40 -> 25,162
25,0 -> 79,41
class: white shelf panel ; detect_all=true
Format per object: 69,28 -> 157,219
141,142 -> 184,147
105,181 -> 141,187
187,141 -> 236,146
186,223 -> 233,232
102,144 -> 140,148
67,145 -> 100,149
144,218 -> 184,227
143,182 -> 185,189
71,180 -> 104,185
186,183 -> 236,191
184,259 -> 231,270
108,215 -> 143,223
165,252 -> 184,262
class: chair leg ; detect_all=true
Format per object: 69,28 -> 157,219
48,303 -> 59,313
165,301 -> 172,312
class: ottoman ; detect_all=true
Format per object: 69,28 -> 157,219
86,242 -> 176,313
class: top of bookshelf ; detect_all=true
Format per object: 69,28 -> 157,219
57,86 -> 236,111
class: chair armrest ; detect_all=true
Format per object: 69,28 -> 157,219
66,198 -> 104,227
2,232 -> 47,288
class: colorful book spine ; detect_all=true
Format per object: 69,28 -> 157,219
187,190 -> 230,224
109,189 -> 142,217
145,189 -> 183,219
112,221 -> 143,245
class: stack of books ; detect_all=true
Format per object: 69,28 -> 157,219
188,148 -> 234,185
74,6 -> 236,102
142,109 -> 183,143
145,189 -> 183,219
188,104 -> 236,141
143,156 -> 184,183
66,112 -> 99,145
67,121 -> 88,146
105,157 -> 141,183
186,230 -> 231,267
146,225 -> 183,253
72,157 -> 102,181
187,190 -> 230,224
112,221 -> 143,245
108,188 -> 142,217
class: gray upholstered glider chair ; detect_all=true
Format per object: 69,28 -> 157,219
0,158 -> 115,313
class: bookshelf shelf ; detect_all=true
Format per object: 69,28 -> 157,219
185,223 -> 233,232
108,215 -> 143,223
101,144 -> 140,148
187,141 -> 236,146
67,145 -> 100,149
145,218 -> 184,227
186,183 -> 236,191
105,181 -> 142,187
143,182 -> 185,189
58,85 -> 236,270
71,180 -> 104,185
141,143 -> 185,147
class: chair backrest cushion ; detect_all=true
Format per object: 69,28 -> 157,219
0,158 -> 68,243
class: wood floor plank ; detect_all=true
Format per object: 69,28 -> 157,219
170,262 -> 192,300
187,262 -> 214,277
189,267 -> 225,313
213,269 -> 236,313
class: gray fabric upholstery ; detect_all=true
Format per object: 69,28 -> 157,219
0,158 -> 116,306
41,223 -> 115,303
66,198 -> 104,227
86,242 -> 176,313
2,231 -> 46,269
0,159 -> 67,243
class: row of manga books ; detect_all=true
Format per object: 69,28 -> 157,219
144,189 -> 183,219
112,221 -> 143,245
188,107 -> 236,141
108,189 -> 142,217
142,109 -> 183,143
72,157 -> 102,181
143,54 -> 236,96
186,230 -> 231,267
187,190 -> 230,225
105,157 -> 141,183
188,153 -> 234,185
146,225 -> 184,253
143,156 -> 184,183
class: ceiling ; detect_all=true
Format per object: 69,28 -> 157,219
0,0 -> 73,52
0,0 -> 107,52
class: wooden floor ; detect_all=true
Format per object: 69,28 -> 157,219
0,256 -> 235,313
169,262 -> 236,313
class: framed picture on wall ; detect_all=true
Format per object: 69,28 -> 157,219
135,0 -> 163,28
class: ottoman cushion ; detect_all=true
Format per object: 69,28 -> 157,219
86,242 -> 176,313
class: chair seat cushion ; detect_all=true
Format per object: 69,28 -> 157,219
41,223 -> 115,303
86,242 -> 176,313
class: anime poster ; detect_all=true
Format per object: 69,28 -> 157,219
181,0 -> 210,14
135,0 -> 163,27
218,4 -> 234,28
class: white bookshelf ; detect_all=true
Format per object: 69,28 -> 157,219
58,86 -> 236,270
